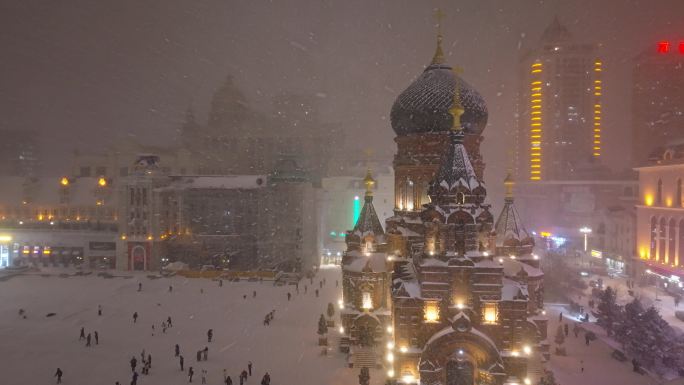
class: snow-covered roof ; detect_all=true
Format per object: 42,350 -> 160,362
502,258 -> 543,278
160,175 -> 268,191
352,196 -> 385,238
430,132 -> 483,193
501,278 -> 529,301
343,253 -> 387,273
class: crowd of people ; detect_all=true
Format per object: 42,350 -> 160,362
48,273 -> 331,384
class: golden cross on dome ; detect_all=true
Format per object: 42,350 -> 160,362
431,9 -> 446,65
434,8 -> 445,35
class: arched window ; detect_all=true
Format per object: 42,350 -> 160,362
659,217 -> 667,262
657,179 -> 663,205
650,216 -> 657,260
669,218 -> 676,264
677,179 -> 682,208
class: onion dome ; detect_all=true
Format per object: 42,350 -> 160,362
390,35 -> 488,137
351,169 -> 385,238
493,174 -> 534,250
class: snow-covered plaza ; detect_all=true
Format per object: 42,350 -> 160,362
0,267 -> 385,385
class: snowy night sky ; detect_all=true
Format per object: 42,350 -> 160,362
1,0 -> 683,185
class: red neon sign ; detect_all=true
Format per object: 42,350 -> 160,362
680,42 -> 684,54
657,41 -> 670,53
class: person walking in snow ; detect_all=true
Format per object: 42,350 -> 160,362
86,333 -> 92,347
253,290 -> 256,298
188,367 -> 194,383
179,355 -> 185,371
175,344 -> 180,357
219,279 -> 223,287
201,369 -> 207,384
79,326 -> 85,340
147,354 -> 152,368
131,371 -> 138,385
130,356 -> 137,372
287,292 -> 291,301
54,368 -> 63,383
196,350 -> 201,362
239,372 -> 244,385
169,285 -> 173,292
225,375 -> 233,385
133,312 -> 138,323
203,346 -> 208,360
167,316 -> 173,327
315,289 -> 319,297
138,282 -> 142,292
248,361 -> 252,376
94,330 -> 99,345
98,304 -> 102,316
207,329 -> 213,343
241,369 -> 248,382
261,372 -> 270,385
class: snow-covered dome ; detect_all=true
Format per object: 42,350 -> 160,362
390,37 -> 488,137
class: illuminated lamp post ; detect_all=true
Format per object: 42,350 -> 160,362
579,227 -> 592,267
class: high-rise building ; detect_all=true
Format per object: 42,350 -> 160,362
632,40 -> 684,167
515,17 -> 603,181
0,130 -> 40,177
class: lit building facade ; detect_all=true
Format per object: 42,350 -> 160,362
516,17 -> 603,182
0,175 -> 118,268
632,41 -> 684,167
341,31 -> 547,385
635,144 -> 684,279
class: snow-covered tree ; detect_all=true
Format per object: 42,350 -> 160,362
317,314 -> 327,336
554,324 -> 566,355
596,286 -> 622,336
358,367 -> 370,385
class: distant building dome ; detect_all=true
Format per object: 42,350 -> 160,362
390,40 -> 488,137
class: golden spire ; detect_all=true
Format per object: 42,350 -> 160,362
449,68 -> 465,132
504,172 -> 515,199
363,168 -> 376,197
431,9 -> 446,65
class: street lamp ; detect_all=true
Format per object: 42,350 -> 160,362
579,227 -> 592,252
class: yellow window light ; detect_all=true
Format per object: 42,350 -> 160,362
483,303 -> 498,325
595,68 -> 602,72
531,63 -> 542,68
594,140 -> 601,144
531,117 -> 541,121
593,146 -> 601,150
594,86 -> 602,90
594,104 -> 601,108
531,135 -> 541,139
594,92 -> 602,96
531,111 -> 541,115
424,301 -> 440,323
98,177 -> 107,187
60,177 -> 69,186
594,134 -> 601,138
530,177 -> 541,181
531,81 -> 542,85
531,93 -> 542,97
531,87 -> 542,92
594,80 -> 602,84
531,69 -> 542,73
531,164 -> 541,168
595,61 -> 603,66
530,159 -> 540,162
531,100 -> 542,104
594,116 -> 601,120
593,153 -> 601,156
